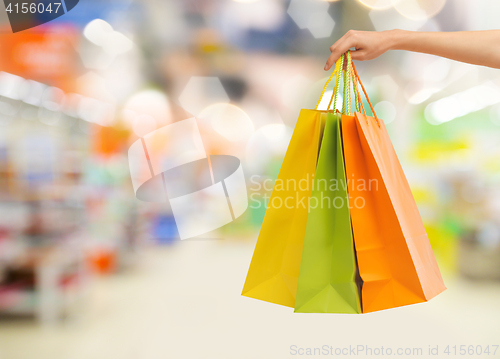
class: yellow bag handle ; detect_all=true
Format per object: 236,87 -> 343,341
316,51 -> 379,123
314,56 -> 343,111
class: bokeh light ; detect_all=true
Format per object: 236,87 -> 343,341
287,0 -> 335,38
369,6 -> 426,31
132,114 -> 157,138
123,89 -> 172,136
178,77 -> 230,117
198,103 -> 254,143
84,19 -> 134,55
223,0 -> 286,32
425,82 -> 500,125
83,19 -> 114,46
392,0 -> 447,21
357,0 -> 393,10
374,100 -> 397,124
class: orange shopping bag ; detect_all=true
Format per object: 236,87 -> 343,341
341,55 -> 446,313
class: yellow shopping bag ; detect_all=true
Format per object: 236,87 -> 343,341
241,109 -> 325,307
242,59 -> 344,307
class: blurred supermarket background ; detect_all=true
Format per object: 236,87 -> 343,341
0,0 -> 499,358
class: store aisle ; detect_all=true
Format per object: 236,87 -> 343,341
0,240 -> 499,359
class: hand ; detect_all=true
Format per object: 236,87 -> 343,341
324,30 -> 396,70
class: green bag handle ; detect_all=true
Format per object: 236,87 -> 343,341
321,51 -> 360,115
327,54 -> 343,112
315,52 -> 356,113
343,52 -> 379,121
316,50 -> 378,120
341,50 -> 364,115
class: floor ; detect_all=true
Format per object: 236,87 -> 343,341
0,240 -> 499,359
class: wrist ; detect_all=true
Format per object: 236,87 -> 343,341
385,29 -> 406,51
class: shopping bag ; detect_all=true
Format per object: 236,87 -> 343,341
241,109 -> 326,307
294,112 -> 361,314
341,57 -> 446,313
241,58 -> 344,308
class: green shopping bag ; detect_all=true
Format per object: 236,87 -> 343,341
294,113 -> 362,314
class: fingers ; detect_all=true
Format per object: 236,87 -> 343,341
324,52 -> 339,71
325,37 -> 353,70
325,30 -> 362,70
350,49 -> 366,61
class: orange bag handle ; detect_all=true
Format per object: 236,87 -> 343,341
315,51 -> 379,125
351,60 -> 379,123
350,62 -> 366,115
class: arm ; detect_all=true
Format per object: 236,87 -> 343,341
325,29 -> 500,70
